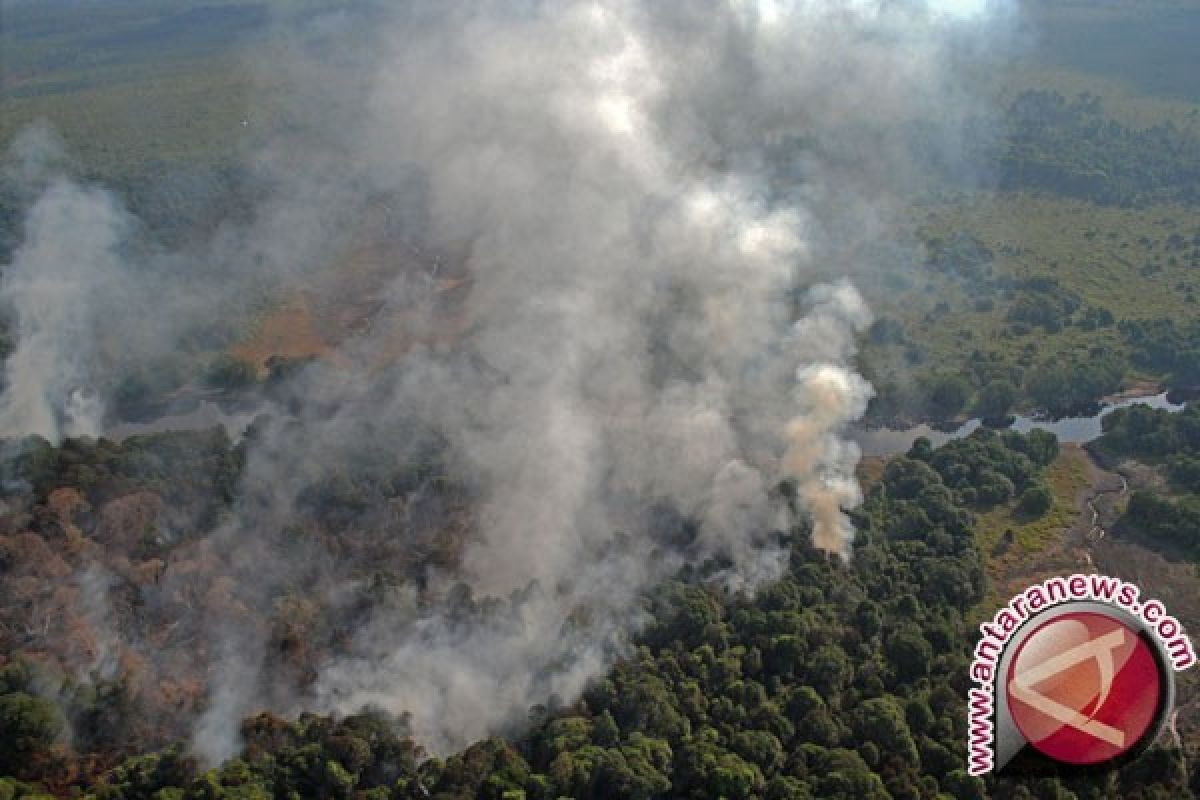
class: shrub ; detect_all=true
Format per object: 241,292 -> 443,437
1017,485 -> 1054,518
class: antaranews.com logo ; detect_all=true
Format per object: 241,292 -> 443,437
967,573 -> 1196,775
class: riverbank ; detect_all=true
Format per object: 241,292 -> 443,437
1083,449 -> 1200,753
852,391 -> 1187,458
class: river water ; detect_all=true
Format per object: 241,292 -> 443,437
851,392 -> 1187,458
105,391 -> 1187,458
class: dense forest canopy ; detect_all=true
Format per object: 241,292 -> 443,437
6,426 -> 1183,800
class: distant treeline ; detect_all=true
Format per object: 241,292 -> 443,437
996,90 -> 1200,206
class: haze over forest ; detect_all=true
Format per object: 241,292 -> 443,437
0,1 -> 1198,799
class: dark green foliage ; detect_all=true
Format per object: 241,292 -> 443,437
1016,484 -> 1054,518
0,662 -> 34,697
1120,317 -> 1200,390
10,426 -> 239,502
1076,305 -> 1114,332
976,379 -> 1017,420
997,90 -> 1200,206
1005,279 -> 1081,334
1168,455 -> 1200,493
1,429 -> 1189,799
1003,428 -> 1060,468
0,427 -> 244,543
1098,403 -> 1200,461
1025,349 -> 1124,416
915,427 -> 1046,511
1123,490 -> 1200,557
867,317 -> 907,346
90,746 -> 196,800
111,360 -> 190,421
10,428 -> 1010,798
925,232 -> 994,277
0,693 -> 62,776
925,374 -> 970,419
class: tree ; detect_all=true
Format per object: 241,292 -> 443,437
810,749 -> 890,800
869,317 -> 907,345
1020,429 -> 1060,466
0,692 -> 62,775
926,374 -> 970,419
886,630 -> 933,683
851,698 -> 918,765
976,379 -> 1016,420
593,711 -> 619,748
730,730 -> 785,775
943,769 -> 986,800
1017,485 -> 1054,518
807,646 -> 853,697
975,468 -> 1016,506
883,457 -> 942,500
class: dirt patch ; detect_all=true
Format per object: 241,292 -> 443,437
229,298 -> 333,372
856,456 -> 887,493
1092,533 -> 1200,750
1068,449 -> 1200,756
1103,379 -> 1164,402
980,444 -> 1094,601
227,234 -> 472,373
978,444 -> 1200,753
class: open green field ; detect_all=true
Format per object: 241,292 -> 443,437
0,0 -> 338,180
921,196 -> 1198,317
880,194 -> 1196,354
1,54 -> 255,177
857,190 -> 1199,421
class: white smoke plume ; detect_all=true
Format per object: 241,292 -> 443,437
0,0 -> 1014,764
0,176 -> 125,440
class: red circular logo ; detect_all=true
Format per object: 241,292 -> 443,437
1006,611 -> 1163,765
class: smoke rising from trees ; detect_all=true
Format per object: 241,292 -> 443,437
0,0 -> 1014,765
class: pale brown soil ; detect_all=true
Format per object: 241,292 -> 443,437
229,297 -> 333,372
228,230 -> 472,373
1082,453 -> 1200,754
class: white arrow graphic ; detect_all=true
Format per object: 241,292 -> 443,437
1008,628 -> 1128,748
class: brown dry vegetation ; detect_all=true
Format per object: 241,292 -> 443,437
0,429 -> 476,784
227,232 -> 474,376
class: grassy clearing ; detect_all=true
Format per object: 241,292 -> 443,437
918,194 -> 1199,317
0,1 -> 337,179
1,55 -> 257,177
975,444 -> 1092,608
970,446 -> 1090,623
858,192 -> 1200,404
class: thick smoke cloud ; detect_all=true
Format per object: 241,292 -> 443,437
0,0 -> 1012,765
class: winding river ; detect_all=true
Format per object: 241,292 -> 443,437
105,391 -> 1189,461
851,391 -> 1187,458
